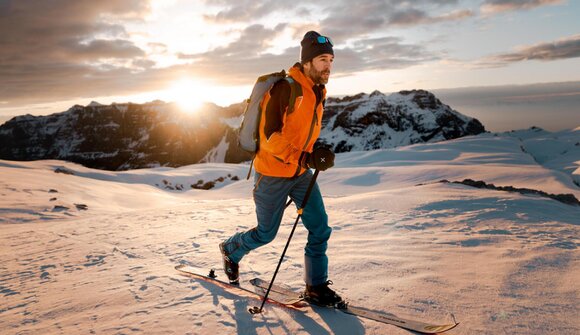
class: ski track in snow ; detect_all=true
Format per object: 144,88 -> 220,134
0,129 -> 579,335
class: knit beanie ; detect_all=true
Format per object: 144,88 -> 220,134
300,31 -> 334,64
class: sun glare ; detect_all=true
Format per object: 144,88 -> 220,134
133,78 -> 251,113
168,79 -> 204,113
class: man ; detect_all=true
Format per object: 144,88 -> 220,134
220,31 -> 342,306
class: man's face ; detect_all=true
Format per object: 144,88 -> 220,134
304,54 -> 334,85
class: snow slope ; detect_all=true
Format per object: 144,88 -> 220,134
502,127 -> 580,187
0,129 -> 578,335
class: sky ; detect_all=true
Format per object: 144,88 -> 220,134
0,0 -> 579,131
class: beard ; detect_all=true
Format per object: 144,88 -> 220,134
306,65 -> 330,85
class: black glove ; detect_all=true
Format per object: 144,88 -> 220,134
300,147 -> 335,171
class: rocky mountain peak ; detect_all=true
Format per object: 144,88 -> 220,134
319,89 -> 485,152
398,89 -> 443,110
87,101 -> 103,107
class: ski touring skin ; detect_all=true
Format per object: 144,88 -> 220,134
175,265 -> 458,334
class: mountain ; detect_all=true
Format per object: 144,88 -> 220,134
0,101 -> 250,170
321,89 -> 485,152
0,90 -> 485,170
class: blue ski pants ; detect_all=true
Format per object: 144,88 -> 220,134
221,170 -> 331,286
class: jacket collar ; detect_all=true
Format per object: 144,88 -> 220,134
289,63 -> 326,95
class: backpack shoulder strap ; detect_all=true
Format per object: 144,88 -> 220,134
284,77 -> 302,114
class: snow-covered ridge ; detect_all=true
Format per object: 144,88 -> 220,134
500,126 -> 580,187
87,101 -> 103,107
320,89 -> 485,152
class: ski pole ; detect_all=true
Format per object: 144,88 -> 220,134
249,169 -> 320,314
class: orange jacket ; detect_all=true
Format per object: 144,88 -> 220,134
254,64 -> 326,178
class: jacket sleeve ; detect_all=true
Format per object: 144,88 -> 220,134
260,80 -> 303,165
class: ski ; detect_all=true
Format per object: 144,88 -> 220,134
250,277 -> 459,334
174,264 -> 303,306
175,265 -> 458,333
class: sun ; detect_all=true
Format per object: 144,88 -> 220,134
156,78 -> 250,112
168,79 -> 205,113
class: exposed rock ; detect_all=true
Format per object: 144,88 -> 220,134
54,167 -> 74,175
75,204 -> 88,210
442,179 -> 580,206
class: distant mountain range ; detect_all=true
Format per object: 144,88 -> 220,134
0,90 -> 485,170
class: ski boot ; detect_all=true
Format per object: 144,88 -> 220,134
304,280 -> 346,308
219,242 -> 239,285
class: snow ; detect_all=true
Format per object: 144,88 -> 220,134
221,116 -> 244,129
201,136 -> 230,163
501,127 -> 580,187
87,101 -> 103,107
0,130 -> 579,334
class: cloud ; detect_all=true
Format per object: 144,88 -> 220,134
0,20 -> 295,104
0,0 -> 467,107
0,0 -> 455,111
475,34 -> 580,68
0,61 -> 183,106
66,39 -> 146,60
480,0 -> 564,14
0,0 -> 154,105
0,1 -> 150,62
1,0 -> 522,109
147,42 -> 169,54
203,0 -> 302,23
388,8 -> 473,26
175,25 -> 438,84
338,37 -> 439,73
176,24 -> 298,83
320,2 -> 473,43
204,0 -> 471,43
